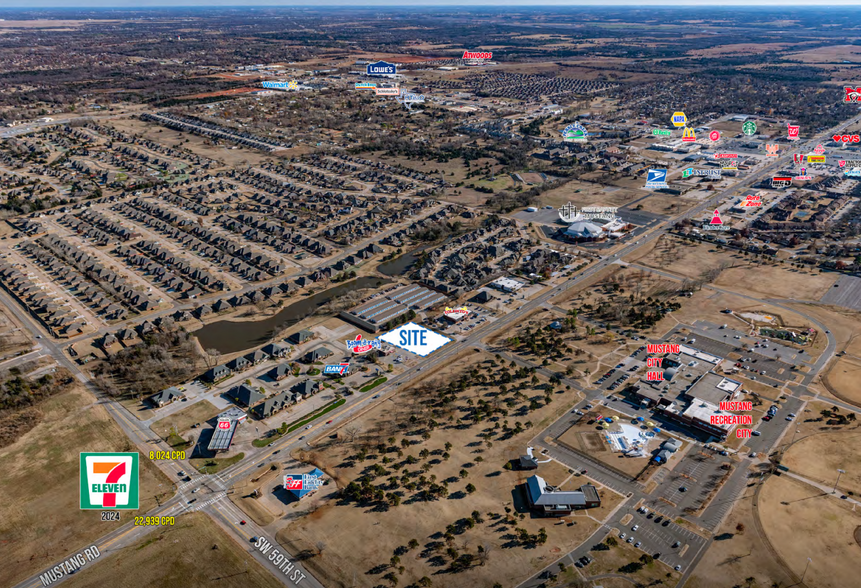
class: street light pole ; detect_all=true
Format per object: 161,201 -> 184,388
833,469 -> 845,494
801,557 -> 812,582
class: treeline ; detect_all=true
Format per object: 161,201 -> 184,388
0,371 -> 73,412
486,178 -> 571,213
0,370 -> 75,449
93,324 -> 203,399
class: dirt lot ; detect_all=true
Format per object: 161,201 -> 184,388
274,352 -> 622,588
758,473 -> 861,588
686,472 -> 792,588
61,512 -> 284,588
782,430 -> 861,496
631,235 -> 838,300
538,179 -> 644,210
150,399 -> 221,441
0,386 -> 171,586
587,531 -> 682,587
823,355 -> 861,406
0,302 -> 33,359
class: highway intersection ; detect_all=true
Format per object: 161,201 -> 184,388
7,111 -> 861,588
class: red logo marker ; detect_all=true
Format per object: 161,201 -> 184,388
710,210 -> 723,225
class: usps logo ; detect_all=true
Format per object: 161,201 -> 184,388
379,323 -> 452,357
645,169 -> 668,189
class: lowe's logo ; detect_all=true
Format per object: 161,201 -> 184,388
367,61 -> 396,76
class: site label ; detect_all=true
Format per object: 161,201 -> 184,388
378,322 -> 451,357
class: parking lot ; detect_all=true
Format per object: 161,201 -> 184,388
666,327 -> 797,383
613,508 -> 706,571
654,449 -> 733,512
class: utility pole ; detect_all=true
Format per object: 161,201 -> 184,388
833,469 -> 846,494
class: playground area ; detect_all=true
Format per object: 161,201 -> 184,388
558,410 -> 663,478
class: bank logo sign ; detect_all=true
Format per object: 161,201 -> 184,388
80,452 -> 139,510
379,322 -> 451,357
367,61 -> 396,76
284,473 -> 323,492
323,363 -> 350,375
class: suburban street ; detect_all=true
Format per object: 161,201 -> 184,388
6,110 -> 861,588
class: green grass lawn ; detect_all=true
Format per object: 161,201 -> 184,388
359,377 -> 387,393
190,452 -> 245,474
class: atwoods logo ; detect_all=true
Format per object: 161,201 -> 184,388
844,87 -> 861,103
346,335 -> 381,354
463,50 -> 492,60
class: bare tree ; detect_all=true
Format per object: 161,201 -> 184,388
344,425 -> 361,444
315,541 -> 326,556
204,348 -> 221,368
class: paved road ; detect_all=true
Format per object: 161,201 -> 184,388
9,111 -> 861,588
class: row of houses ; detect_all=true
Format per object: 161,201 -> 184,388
0,262 -> 90,336
204,341 -> 291,382
27,234 -> 160,313
228,379 -> 324,418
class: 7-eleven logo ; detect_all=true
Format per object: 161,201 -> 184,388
80,452 -> 139,510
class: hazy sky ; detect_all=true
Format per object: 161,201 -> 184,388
4,0 -> 861,7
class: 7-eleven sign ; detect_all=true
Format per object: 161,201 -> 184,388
80,452 -> 139,509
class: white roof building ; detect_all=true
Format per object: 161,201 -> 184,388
564,216 -> 604,240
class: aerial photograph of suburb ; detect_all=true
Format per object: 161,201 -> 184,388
2,1 -> 861,587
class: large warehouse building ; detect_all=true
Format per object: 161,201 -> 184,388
340,283 -> 447,332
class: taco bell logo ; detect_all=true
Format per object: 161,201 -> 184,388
366,61 -> 397,76
346,335 -> 381,354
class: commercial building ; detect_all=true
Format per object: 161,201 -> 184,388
340,283 -> 447,332
229,383 -> 265,408
284,468 -> 326,499
207,406 -> 246,453
489,276 -> 525,292
654,372 -> 743,440
525,475 -> 601,516
147,386 -> 184,408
